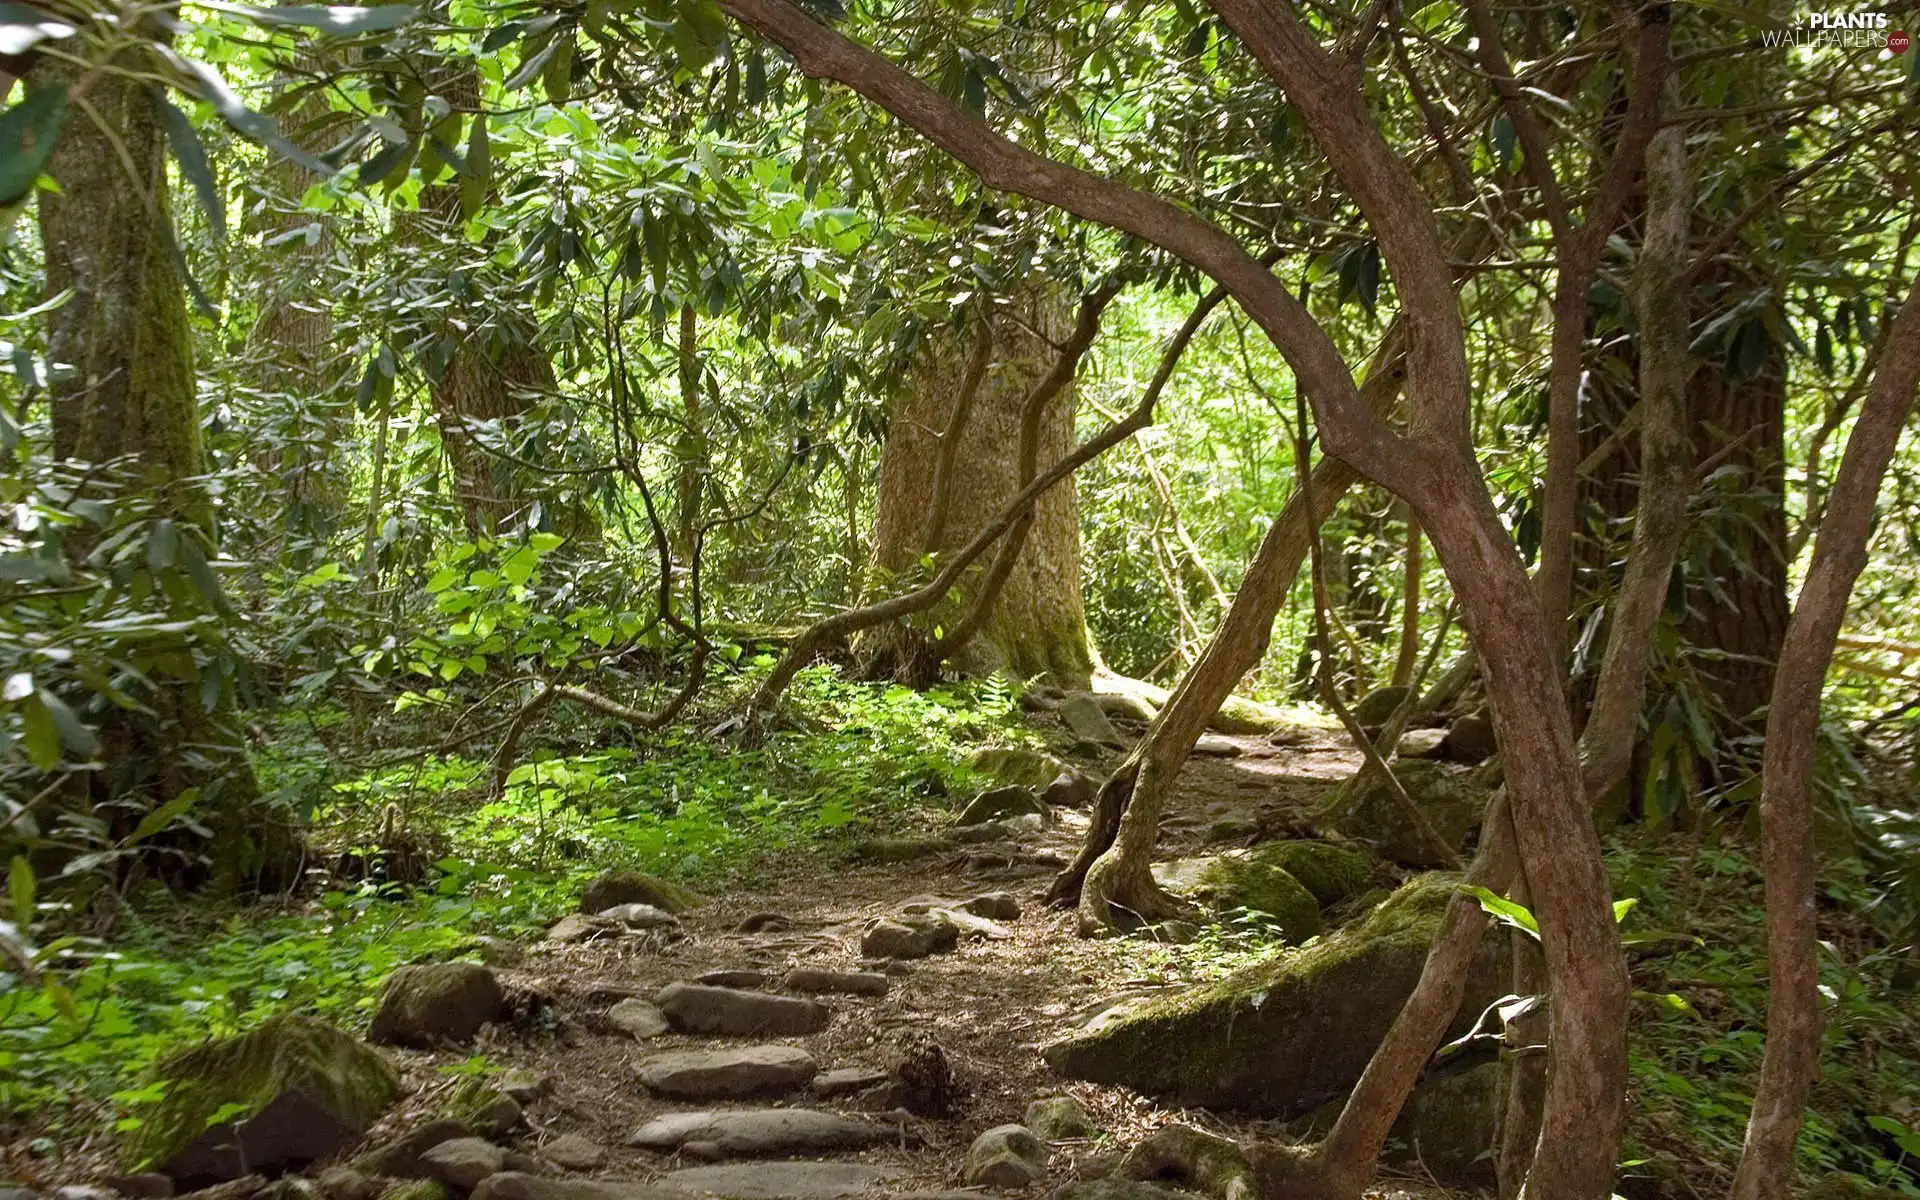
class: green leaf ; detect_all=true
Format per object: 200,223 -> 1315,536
500,546 -> 539,587
19,694 -> 58,769
178,536 -> 229,613
1461,885 -> 1540,939
156,93 -> 225,243
459,113 -> 491,219
39,689 -> 95,756
126,788 -> 199,845
165,51 -> 333,175
1612,897 -> 1638,924
9,855 -> 33,928
670,0 -> 728,72
198,1 -> 416,33
0,82 -> 68,206
0,3 -> 75,57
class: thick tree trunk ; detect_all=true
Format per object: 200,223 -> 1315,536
865,290 -> 1095,687
34,56 -> 293,890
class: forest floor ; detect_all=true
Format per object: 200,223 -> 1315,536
340,724 -> 1474,1200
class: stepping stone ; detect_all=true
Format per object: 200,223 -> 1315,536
783,968 -> 890,997
698,969 -> 771,989
473,1174 -> 688,1200
955,786 -> 1047,827
636,1045 -> 818,1099
1192,735 -> 1242,758
1042,772 -> 1096,808
420,1138 -> 508,1189
595,903 -> 681,929
900,902 -> 1011,941
627,1110 -> 885,1156
961,892 -> 1020,921
608,998 -> 669,1039
663,1162 -> 906,1200
656,983 -> 831,1037
812,1067 -> 889,1098
541,1133 -> 606,1170
548,914 -> 605,944
736,912 -> 791,933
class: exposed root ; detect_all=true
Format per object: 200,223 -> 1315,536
1076,847 -> 1192,937
1048,763 -> 1137,907
1119,1125 -> 1258,1200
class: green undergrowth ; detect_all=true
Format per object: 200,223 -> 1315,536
1611,833 -> 1920,1196
0,667 -> 1028,1127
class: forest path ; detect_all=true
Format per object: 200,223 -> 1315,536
357,726 -> 1464,1200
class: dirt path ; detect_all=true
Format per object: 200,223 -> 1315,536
356,726 -> 1470,1200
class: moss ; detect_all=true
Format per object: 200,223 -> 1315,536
578,870 -> 703,914
1045,874 -> 1506,1115
1318,761 -> 1484,867
1247,840 -> 1374,905
377,1183 -> 449,1200
122,1015 -> 399,1173
966,747 -> 1069,791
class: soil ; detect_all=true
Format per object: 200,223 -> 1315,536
355,722 -> 1473,1200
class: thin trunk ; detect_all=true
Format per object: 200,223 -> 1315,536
1729,273 -> 1920,1199
1391,507 -> 1422,687
675,303 -> 706,556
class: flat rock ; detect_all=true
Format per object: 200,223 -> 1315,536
636,1045 -> 818,1099
735,913 -> 790,933
350,1117 -> 473,1177
608,998 -> 670,1039
541,1133 -> 607,1171
783,968 -> 889,997
697,969 -> 770,989
595,903 -> 680,930
812,1067 -> 889,1098
471,1174 -> 687,1200
662,1163 -> 906,1200
961,892 -> 1020,921
1190,736 -> 1242,758
655,984 -> 831,1037
1397,728 -> 1448,759
628,1110 -> 885,1156
419,1138 -> 505,1189
547,914 -> 604,944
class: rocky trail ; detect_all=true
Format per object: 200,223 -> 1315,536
50,703 -> 1508,1200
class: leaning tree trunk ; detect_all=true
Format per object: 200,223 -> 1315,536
864,289 -> 1095,688
34,55 -> 295,890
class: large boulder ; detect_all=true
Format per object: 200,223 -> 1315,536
1058,696 -> 1125,749
1317,761 -> 1484,868
1043,874 -> 1506,1116
368,962 -> 506,1047
1151,855 -> 1322,943
122,1016 -> 399,1182
579,870 -> 704,915
1246,840 -> 1373,906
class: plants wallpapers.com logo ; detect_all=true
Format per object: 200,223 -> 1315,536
1761,11 -> 1913,52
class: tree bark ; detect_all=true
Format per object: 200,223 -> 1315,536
718,6 -> 1630,1192
1729,273 -> 1920,1199
866,288 -> 1097,686
34,54 -> 292,890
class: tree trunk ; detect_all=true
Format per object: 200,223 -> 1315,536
1729,272 -> 1920,1199
865,290 -> 1095,687
34,55 -> 293,890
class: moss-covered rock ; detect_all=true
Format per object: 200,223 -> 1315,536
123,1015 -> 399,1180
376,1182 -> 448,1200
1043,874 -> 1507,1116
1391,1061 -> 1498,1183
1317,761 -> 1484,868
966,747 -> 1069,792
367,962 -> 505,1047
578,870 -> 703,915
1351,686 -> 1411,729
1246,840 -> 1373,905
1152,854 -> 1322,944
955,785 -> 1048,826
